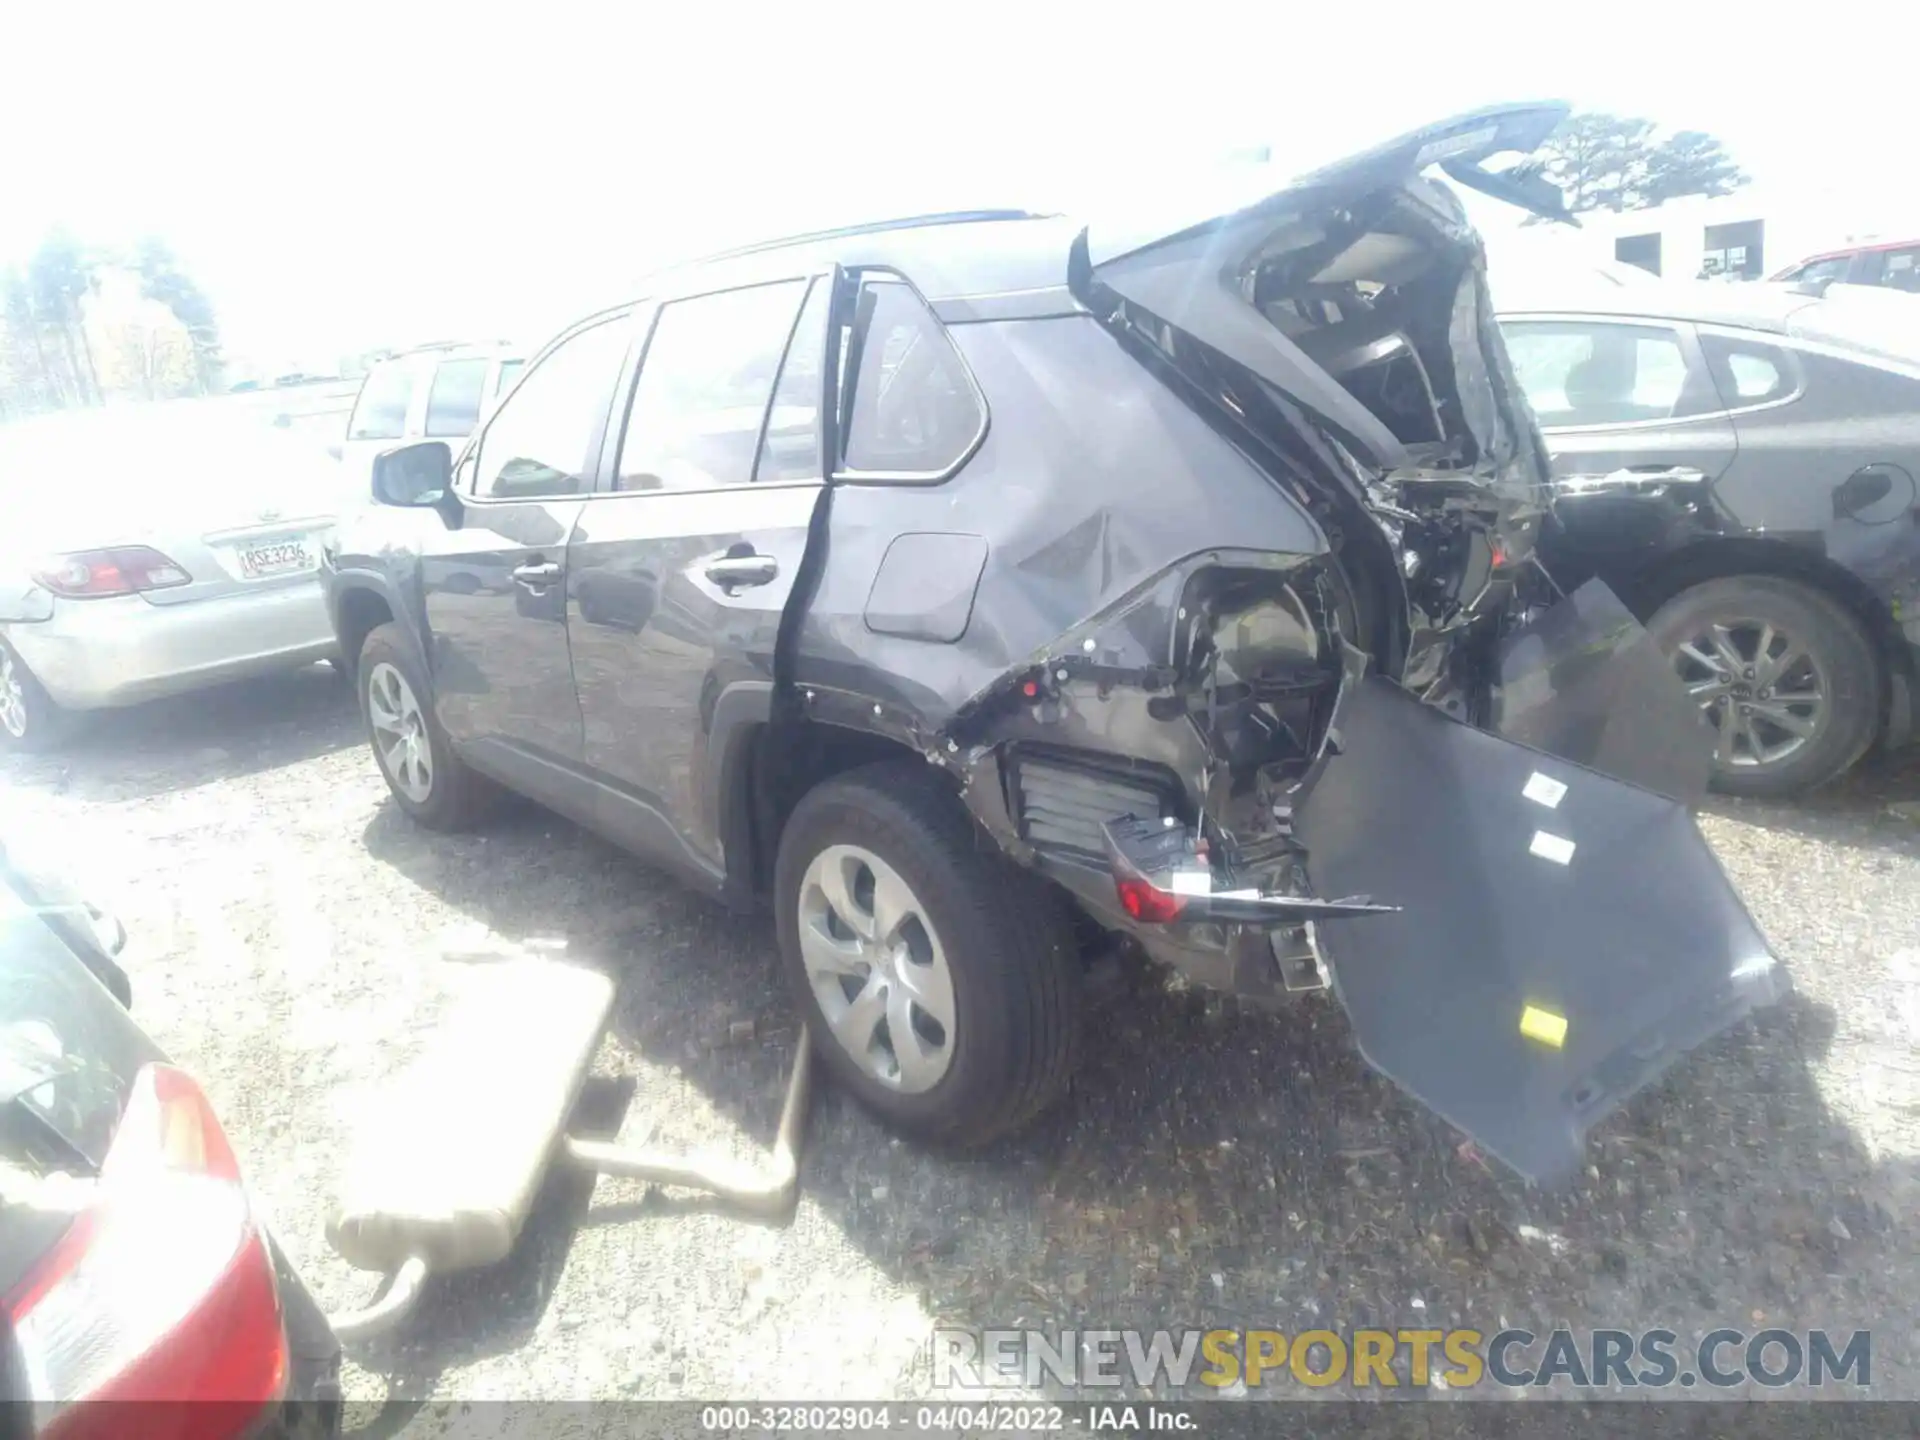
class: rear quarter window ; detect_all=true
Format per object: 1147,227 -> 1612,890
1699,334 -> 1797,409
840,278 -> 984,478
346,362 -> 415,441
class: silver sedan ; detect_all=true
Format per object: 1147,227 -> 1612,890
0,404 -> 359,749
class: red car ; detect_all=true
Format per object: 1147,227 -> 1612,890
0,841 -> 341,1440
1771,237 -> 1920,292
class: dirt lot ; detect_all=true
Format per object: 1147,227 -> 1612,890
4,667 -> 1917,1415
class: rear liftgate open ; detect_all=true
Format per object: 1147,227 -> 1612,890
1289,583 -> 1790,1183
321,947 -> 815,1341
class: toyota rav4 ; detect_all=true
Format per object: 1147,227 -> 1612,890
323,104 -> 1788,1183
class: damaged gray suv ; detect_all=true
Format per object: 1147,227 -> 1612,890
324,104 -> 1788,1183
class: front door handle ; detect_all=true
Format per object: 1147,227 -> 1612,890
704,555 -> 779,590
511,560 -> 562,587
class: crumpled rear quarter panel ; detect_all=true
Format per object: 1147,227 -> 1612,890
790,313 -> 1331,736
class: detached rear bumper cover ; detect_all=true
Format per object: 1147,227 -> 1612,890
1293,675 -> 1789,1183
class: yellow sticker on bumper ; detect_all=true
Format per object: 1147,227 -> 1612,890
1520,1005 -> 1568,1048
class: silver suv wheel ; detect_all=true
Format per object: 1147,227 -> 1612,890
0,650 -> 26,740
365,661 -> 434,803
797,843 -> 956,1093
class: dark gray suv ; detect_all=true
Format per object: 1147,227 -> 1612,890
323,104 -> 1787,1184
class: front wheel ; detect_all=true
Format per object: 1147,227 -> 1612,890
774,762 -> 1080,1147
1646,575 -> 1880,797
356,624 -> 494,829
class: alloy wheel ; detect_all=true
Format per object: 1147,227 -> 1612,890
0,650 -> 26,740
366,661 -> 434,803
1672,618 -> 1829,770
797,843 -> 956,1093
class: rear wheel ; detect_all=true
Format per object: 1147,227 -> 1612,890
1646,575 -> 1879,797
774,762 -> 1079,1147
357,624 -> 493,828
0,640 -> 77,753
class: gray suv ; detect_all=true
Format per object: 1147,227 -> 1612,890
324,104 -> 1786,1184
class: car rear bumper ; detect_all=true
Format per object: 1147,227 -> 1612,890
3,583 -> 338,710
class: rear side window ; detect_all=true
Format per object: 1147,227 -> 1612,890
1700,335 -> 1795,409
473,318 -> 631,500
614,280 -> 808,492
1882,247 -> 1920,293
1500,321 -> 1700,428
423,358 -> 490,437
346,362 -> 414,440
841,278 -> 983,476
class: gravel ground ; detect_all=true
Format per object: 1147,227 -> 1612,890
4,667 -> 1917,1421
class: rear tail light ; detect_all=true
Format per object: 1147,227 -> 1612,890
1114,872 -> 1189,924
1101,815 -> 1197,926
31,549 -> 192,600
6,1065 -> 288,1440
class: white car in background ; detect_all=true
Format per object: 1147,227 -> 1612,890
0,405 -> 356,750
331,343 -> 523,495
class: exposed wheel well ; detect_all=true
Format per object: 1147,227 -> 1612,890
333,588 -> 395,681
733,721 -> 953,901
1617,539 -> 1910,690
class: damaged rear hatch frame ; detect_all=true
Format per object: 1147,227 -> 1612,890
784,104 -> 1789,1184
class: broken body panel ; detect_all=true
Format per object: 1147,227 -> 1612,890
781,104 -> 1785,1181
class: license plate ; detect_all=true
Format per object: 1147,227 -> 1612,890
238,539 -> 313,579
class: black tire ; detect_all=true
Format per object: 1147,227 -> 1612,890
0,638 -> 78,753
774,761 -> 1080,1147
356,623 -> 494,829
1645,575 -> 1879,798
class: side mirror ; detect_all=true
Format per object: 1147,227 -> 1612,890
326,441 -> 345,462
372,441 -> 455,509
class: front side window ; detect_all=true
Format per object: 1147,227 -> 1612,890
473,318 -> 631,500
1501,321 -> 1696,428
423,358 -> 490,437
346,361 -> 415,441
1788,256 -> 1851,286
841,278 -> 983,475
614,280 -> 809,492
494,358 -> 524,396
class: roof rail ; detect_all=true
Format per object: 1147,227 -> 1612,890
678,209 -> 1050,268
396,339 -> 516,356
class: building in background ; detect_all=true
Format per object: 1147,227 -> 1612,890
1475,183 -> 1920,286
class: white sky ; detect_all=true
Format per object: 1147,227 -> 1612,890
7,2 -> 1908,370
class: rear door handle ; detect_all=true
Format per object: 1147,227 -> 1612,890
511,560 -> 562,586
704,555 -> 779,590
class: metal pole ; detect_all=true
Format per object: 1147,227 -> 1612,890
563,1031 -> 814,1219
